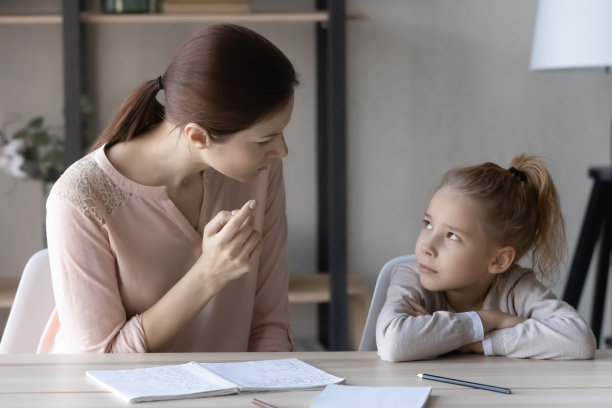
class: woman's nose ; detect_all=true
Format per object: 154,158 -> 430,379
270,135 -> 288,158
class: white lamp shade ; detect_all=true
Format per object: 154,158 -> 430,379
530,0 -> 612,70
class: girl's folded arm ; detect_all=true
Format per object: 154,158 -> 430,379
485,274 -> 596,360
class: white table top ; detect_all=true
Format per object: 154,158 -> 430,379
1,350 -> 611,407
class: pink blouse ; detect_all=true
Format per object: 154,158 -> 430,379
38,146 -> 291,353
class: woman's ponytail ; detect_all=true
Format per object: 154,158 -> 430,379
90,78 -> 165,152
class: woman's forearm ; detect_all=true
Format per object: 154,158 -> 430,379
141,260 -> 223,352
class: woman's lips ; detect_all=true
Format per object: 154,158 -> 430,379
418,263 -> 437,274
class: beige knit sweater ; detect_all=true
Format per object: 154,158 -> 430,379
376,259 -> 596,362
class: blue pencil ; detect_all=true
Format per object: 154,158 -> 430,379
417,373 -> 511,394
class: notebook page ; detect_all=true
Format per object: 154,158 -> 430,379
310,384 -> 432,408
198,358 -> 345,391
86,362 -> 238,403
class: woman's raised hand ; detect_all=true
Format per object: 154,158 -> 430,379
141,200 -> 262,351
198,200 -> 262,288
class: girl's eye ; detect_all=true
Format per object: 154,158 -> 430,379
422,220 -> 433,230
258,139 -> 273,145
447,232 -> 460,241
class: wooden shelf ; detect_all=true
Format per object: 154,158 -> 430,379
0,15 -> 62,24
289,273 -> 371,350
80,11 -> 366,24
0,11 -> 367,25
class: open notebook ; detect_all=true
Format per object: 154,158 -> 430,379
86,358 -> 344,403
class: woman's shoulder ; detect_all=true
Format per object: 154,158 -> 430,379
50,152 -> 131,226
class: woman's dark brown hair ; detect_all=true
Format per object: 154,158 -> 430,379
91,24 -> 298,151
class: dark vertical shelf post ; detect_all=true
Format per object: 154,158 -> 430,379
62,0 -> 82,167
326,0 -> 348,351
315,0 -> 331,349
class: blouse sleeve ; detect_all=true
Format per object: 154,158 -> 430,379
376,264 -> 484,362
46,194 -> 147,353
484,272 -> 596,360
247,159 -> 292,351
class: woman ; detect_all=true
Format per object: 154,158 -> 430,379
39,24 -> 298,353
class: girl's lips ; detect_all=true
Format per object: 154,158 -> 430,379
418,263 -> 437,274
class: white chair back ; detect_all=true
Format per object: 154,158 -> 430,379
0,249 -> 54,353
358,254 -> 415,351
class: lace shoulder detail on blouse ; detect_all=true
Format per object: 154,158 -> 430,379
52,155 -> 131,226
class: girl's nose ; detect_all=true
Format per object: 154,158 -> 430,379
421,240 -> 436,257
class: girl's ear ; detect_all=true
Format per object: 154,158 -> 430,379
488,246 -> 516,274
184,123 -> 210,149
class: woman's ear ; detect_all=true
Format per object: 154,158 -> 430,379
184,123 -> 210,149
488,246 -> 516,274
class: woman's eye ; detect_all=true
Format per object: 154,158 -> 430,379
422,220 -> 433,230
447,232 -> 460,241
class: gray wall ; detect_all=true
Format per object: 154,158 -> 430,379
1,0 -> 611,344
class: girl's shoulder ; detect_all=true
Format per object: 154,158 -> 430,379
388,258 -> 431,295
497,264 -> 547,294
389,258 -> 420,283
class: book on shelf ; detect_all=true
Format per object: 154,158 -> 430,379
86,358 -> 345,404
162,1 -> 250,14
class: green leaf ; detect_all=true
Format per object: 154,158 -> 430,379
43,149 -> 64,167
32,131 -> 50,147
21,146 -> 37,161
13,129 -> 28,139
27,117 -> 44,128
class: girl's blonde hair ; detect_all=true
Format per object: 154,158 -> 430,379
440,155 -> 566,282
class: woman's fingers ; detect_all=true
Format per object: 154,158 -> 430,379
219,200 -> 257,241
242,230 -> 262,260
203,210 -> 232,237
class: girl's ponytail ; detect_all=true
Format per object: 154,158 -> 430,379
509,155 -> 566,281
90,78 -> 165,152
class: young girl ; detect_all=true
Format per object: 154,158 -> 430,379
376,155 -> 596,361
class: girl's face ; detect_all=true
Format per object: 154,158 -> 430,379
415,186 -> 500,296
203,97 -> 293,182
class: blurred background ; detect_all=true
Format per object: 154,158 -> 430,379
1,0 -> 611,349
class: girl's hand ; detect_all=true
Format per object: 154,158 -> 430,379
405,298 -> 429,316
197,200 -> 262,289
477,310 -> 527,333
456,341 -> 484,354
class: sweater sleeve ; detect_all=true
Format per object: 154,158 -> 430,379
45,194 -> 147,353
247,159 -> 292,351
484,272 -> 596,360
376,265 -> 484,362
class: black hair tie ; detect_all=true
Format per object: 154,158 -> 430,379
509,167 -> 527,182
156,75 -> 163,90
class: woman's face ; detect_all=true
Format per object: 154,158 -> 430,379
203,97 -> 293,182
